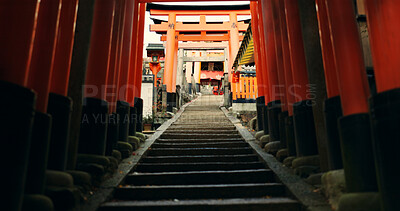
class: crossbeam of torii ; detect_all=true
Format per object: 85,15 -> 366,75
147,3 -> 250,105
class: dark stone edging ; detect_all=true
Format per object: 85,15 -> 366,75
81,97 -> 199,210
221,107 -> 331,211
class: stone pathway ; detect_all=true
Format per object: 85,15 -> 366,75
99,95 -> 301,210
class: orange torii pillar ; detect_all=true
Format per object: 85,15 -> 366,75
164,13 -> 177,112
116,0 -> 135,142
283,0 -> 318,157
25,0 -> 62,198
133,3 -> 146,133
260,0 -> 283,143
315,0 -> 343,170
105,0 -> 125,155
277,0 -> 296,157
271,0 -> 288,149
325,0 -> 377,193
364,1 -> 400,209
79,0 -> 115,156
0,1 -> 40,210
229,13 -> 240,84
46,0 -> 79,172
250,1 -> 266,132
257,2 -> 271,135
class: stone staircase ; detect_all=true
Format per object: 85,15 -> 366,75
99,95 -> 301,210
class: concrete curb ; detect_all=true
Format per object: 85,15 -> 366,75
82,97 -> 199,210
221,107 -> 331,211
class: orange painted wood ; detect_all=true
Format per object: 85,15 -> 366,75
133,3 -> 146,98
115,0 -> 127,104
250,1 -> 264,97
107,0 -> 125,113
325,0 -> 370,115
51,0 -> 79,96
116,0 -> 135,105
160,34 -> 244,42
163,13 -> 177,93
315,0 -> 340,98
149,9 -> 250,16
257,1 -> 270,104
150,21 -> 248,32
364,0 -> 400,93
85,0 -> 115,101
271,0 -> 287,111
284,0 -> 310,103
277,0 -> 294,116
27,0 -> 62,112
0,0 -> 40,86
231,76 -> 258,100
260,0 -> 280,103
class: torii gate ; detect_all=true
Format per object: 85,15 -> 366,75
147,3 -> 250,109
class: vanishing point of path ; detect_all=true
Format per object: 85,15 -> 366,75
99,95 -> 301,210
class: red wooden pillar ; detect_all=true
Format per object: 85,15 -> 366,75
27,0 -> 62,113
0,1 -> 40,86
364,0 -> 400,93
260,0 -> 280,104
134,3 -> 146,99
315,0 -> 343,170
277,0 -> 294,116
106,0 -> 124,113
50,0 -> 79,96
260,0 -> 283,142
119,0 -> 135,106
0,1 -> 40,210
325,0 -> 377,193
251,1 -> 267,132
250,1 -> 264,98
85,0 -> 115,101
271,0 -> 287,112
284,0 -> 310,103
256,1 -> 270,101
79,0 -> 116,156
364,1 -> 400,209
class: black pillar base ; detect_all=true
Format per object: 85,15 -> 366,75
279,111 -> 288,148
79,97 -> 108,156
117,101 -> 130,142
134,97 -> 143,133
0,80 -> 36,211
256,96 -> 265,131
293,99 -> 318,157
129,107 -> 137,136
106,113 -> 119,156
166,92 -> 176,112
339,113 -> 377,193
47,93 -> 72,171
263,105 -> 269,134
25,112 -> 51,194
267,100 -> 281,142
285,115 -> 297,156
369,88 -> 400,210
324,96 -> 343,170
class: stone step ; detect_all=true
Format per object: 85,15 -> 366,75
134,161 -> 265,172
140,154 -> 260,163
113,183 -> 286,200
125,169 -> 273,185
156,138 -> 245,143
151,142 -> 249,148
146,147 -> 254,156
99,198 -> 301,211
160,133 -> 242,139
167,126 -> 236,130
162,130 -> 238,134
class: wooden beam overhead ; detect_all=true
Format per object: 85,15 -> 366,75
149,9 -> 251,16
160,34 -> 244,41
150,21 -> 249,32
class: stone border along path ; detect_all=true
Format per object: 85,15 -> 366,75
86,95 -> 331,210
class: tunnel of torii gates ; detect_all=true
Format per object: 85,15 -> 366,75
1,0 -> 400,210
